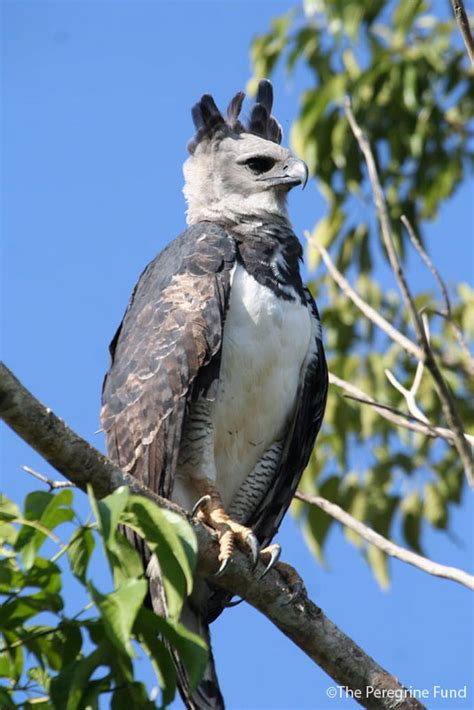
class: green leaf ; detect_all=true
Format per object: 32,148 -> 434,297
91,485 -> 130,543
393,0 -> 426,33
135,621 -> 177,706
0,494 -> 20,522
402,492 -> 423,554
424,483 -> 448,529
50,645 -> 108,710
67,526 -> 95,583
0,522 -> 18,549
0,558 -> 17,591
28,664 -> 51,691
160,508 -> 198,579
0,630 -> 24,681
0,687 -> 15,708
90,578 -> 148,657
111,682 -> 156,710
24,622 -> 83,672
15,489 -> 74,568
301,476 -> 340,563
0,646 -> 22,684
105,530 -> 144,587
0,591 -> 63,629
344,488 -> 367,548
22,557 -> 62,594
307,208 -> 345,270
136,607 -> 208,692
121,497 -> 196,619
366,545 -> 390,590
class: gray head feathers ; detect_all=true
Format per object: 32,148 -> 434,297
187,79 -> 283,154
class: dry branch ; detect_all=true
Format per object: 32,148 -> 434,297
23,465 -> 76,491
328,372 -> 474,447
306,234 -> 423,361
450,0 -> 474,66
344,97 -> 474,489
384,313 -> 430,425
401,214 -> 474,372
295,492 -> 474,592
0,361 -> 427,710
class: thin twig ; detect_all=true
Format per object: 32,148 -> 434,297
295,491 -> 474,592
329,372 -> 474,445
343,394 -> 432,425
433,310 -> 474,371
400,216 -> 451,316
305,232 -> 423,361
343,393 -> 474,447
450,0 -> 474,66
344,97 -> 474,489
384,368 -> 428,423
344,98 -> 423,334
384,313 -> 430,424
22,465 -> 76,491
401,214 -> 474,370
329,372 -> 435,436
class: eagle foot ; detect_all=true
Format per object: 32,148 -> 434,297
191,490 -> 259,575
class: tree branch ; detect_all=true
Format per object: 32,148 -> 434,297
0,361 -> 426,709
344,97 -> 474,489
306,234 -> 423,361
384,313 -> 430,425
307,227 -> 474,445
22,465 -> 76,491
328,372 -> 474,447
295,492 -> 474,592
450,0 -> 474,67
401,214 -> 474,372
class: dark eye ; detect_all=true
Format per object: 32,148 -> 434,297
245,156 -> 276,174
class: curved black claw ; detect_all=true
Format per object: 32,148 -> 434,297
191,494 -> 211,518
258,544 -> 281,580
215,556 -> 230,577
246,532 -> 260,569
224,596 -> 244,608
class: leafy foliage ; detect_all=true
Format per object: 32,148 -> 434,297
0,488 -> 207,708
251,0 -> 474,583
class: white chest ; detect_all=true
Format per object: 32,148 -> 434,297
212,264 -> 312,506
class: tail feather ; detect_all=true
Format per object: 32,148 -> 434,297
146,556 -> 224,709
176,600 -> 225,709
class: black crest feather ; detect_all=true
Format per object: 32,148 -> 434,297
256,79 -> 273,114
188,79 -> 283,154
226,91 -> 245,126
188,94 -> 226,153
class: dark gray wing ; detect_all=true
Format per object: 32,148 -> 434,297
101,222 -> 236,498
247,287 -> 328,548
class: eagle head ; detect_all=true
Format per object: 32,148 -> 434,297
183,80 -> 308,227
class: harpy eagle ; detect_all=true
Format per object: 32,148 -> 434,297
101,80 -> 328,708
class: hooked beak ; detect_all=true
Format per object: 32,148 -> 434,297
282,157 -> 309,189
258,157 -> 309,190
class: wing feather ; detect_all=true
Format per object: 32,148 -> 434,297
101,222 -> 236,497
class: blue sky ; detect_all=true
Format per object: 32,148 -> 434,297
2,2 -> 473,709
